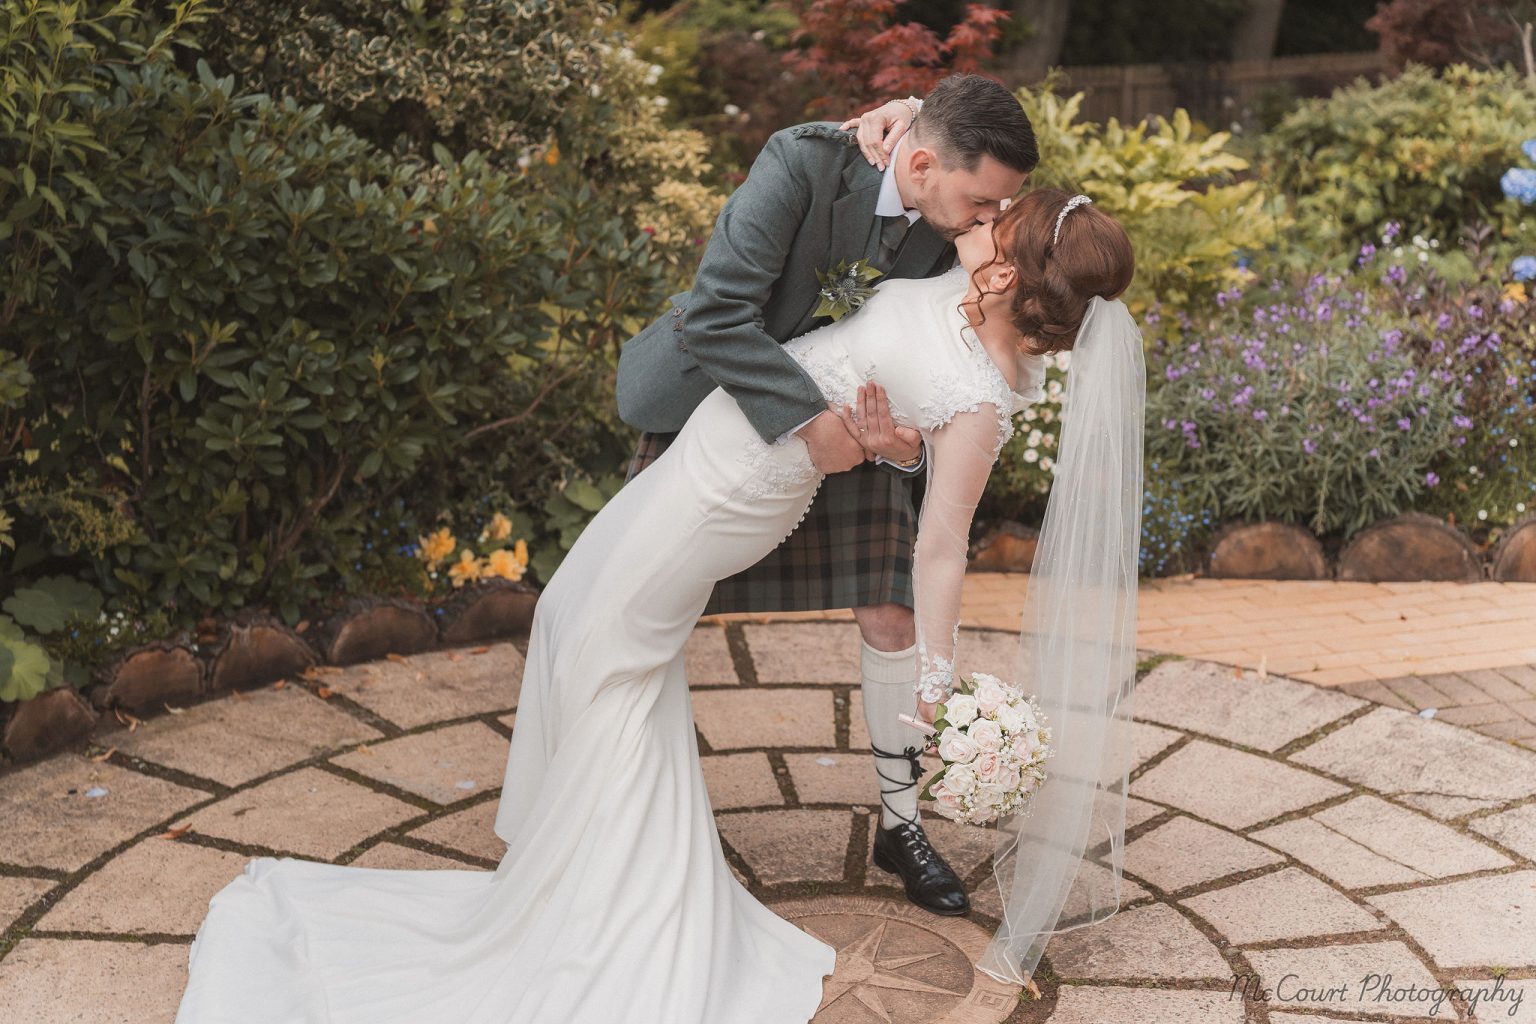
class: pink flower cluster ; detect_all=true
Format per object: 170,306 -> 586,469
921,672 -> 1052,826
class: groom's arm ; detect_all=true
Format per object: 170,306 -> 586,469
681,130 -> 830,445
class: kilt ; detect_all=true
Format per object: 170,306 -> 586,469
625,430 -> 918,615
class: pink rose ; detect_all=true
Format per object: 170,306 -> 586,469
975,677 -> 1009,713
973,751 -> 1001,781
938,727 -> 980,764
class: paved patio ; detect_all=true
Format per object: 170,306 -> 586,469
2,577 -> 1534,1023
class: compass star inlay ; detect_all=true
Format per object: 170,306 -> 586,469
808,918 -> 965,1021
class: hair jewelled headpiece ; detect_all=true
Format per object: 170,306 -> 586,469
1052,194 -> 1093,246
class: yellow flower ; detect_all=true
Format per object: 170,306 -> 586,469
1505,282 -> 1528,305
486,546 -> 527,582
419,527 -> 456,564
486,512 -> 514,542
447,549 -> 483,588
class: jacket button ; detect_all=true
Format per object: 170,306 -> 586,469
672,306 -> 684,316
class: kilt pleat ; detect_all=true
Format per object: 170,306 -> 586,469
624,430 -> 916,614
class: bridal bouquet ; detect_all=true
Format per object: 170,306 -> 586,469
907,673 -> 1052,826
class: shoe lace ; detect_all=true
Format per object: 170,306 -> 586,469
870,742 -> 931,864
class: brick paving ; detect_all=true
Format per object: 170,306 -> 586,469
0,578 -> 1533,1023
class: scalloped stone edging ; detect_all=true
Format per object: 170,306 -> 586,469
0,579 -> 541,768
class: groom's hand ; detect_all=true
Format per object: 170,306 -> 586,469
796,410 -> 866,474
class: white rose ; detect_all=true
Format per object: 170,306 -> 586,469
937,727 -> 979,764
973,782 -> 1004,806
942,693 -> 979,727
944,763 -> 977,794
968,718 -> 1003,752
975,677 -> 1009,713
973,751 -> 1001,781
1011,732 -> 1037,760
995,701 -> 1027,734
995,764 -> 1021,793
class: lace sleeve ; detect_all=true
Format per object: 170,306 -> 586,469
913,402 -> 1005,703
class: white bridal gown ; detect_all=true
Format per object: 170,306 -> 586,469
173,265 -> 1044,1024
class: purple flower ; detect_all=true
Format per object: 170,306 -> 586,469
1386,265 -> 1407,285
1253,409 -> 1268,421
1303,438 -> 1317,454
1368,448 -> 1379,459
1425,472 -> 1439,487
1453,415 -> 1473,429
1357,243 -> 1377,264
1397,417 -> 1411,430
1383,221 -> 1401,243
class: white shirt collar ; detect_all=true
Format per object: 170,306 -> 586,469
876,134 -> 921,224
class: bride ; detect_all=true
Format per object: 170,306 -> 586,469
172,187 -> 1143,1023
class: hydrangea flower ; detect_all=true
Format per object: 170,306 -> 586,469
1502,168 -> 1536,205
1524,138 -> 1536,164
1512,256 -> 1536,283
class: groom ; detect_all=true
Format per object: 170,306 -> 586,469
616,74 -> 1036,916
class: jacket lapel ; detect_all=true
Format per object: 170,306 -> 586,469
828,156 -> 884,269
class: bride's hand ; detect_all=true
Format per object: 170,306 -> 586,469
841,383 -> 922,463
838,99 -> 914,171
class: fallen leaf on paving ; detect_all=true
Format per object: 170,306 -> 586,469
160,825 -> 192,839
302,666 -> 321,680
295,619 -> 310,633
447,653 -> 463,662
273,680 -> 288,690
1025,979 -> 1041,999
317,686 -> 334,699
387,653 -> 408,664
472,646 -> 490,654
113,708 -> 143,731
355,744 -> 374,756
89,747 -> 117,763
164,704 -> 186,715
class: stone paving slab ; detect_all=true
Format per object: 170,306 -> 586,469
107,684 -> 381,786
716,809 -> 852,884
1048,986 -> 1245,1024
0,938 -> 187,1023
1178,866 -> 1384,944
0,875 -> 54,932
36,839 -> 249,935
1131,740 -> 1349,830
1466,978 -> 1536,1022
1043,903 -> 1230,981
1123,815 -> 1285,893
684,625 -> 739,685
691,688 -> 836,749
169,767 -> 420,860
1291,707 -> 1536,818
0,755 -> 208,871
744,622 -> 862,683
1470,802 -> 1536,861
406,800 -> 506,862
1133,659 -> 1364,752
1307,795 -> 1513,877
318,644 -> 523,728
700,751 -> 785,810
330,721 -> 508,805
349,843 -> 476,871
1242,941 -> 1451,1017
1367,870 -> 1536,969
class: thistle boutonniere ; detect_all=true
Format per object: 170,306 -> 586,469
814,258 -> 883,321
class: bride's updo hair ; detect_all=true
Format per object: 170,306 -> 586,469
972,187 -> 1135,355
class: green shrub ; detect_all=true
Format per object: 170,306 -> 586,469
1015,83 -> 1286,314
0,0 -> 661,644
1260,64 -> 1536,257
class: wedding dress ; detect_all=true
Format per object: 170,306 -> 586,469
172,264 -> 1044,1024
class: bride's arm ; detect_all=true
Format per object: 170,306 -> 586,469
839,96 -> 923,170
912,403 -> 1004,716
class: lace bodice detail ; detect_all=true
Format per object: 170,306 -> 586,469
782,267 -> 1046,703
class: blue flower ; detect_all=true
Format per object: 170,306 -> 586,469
1513,256 -> 1536,282
1502,168 -> 1536,205
1524,138 -> 1536,164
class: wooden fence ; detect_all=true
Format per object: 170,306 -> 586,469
1004,50 -> 1388,126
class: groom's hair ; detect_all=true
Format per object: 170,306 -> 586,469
912,74 -> 1038,175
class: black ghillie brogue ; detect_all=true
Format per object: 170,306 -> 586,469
869,741 -> 970,916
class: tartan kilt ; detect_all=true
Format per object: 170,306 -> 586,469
625,430 -> 917,615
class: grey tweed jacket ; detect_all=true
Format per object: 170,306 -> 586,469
615,122 -> 956,451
